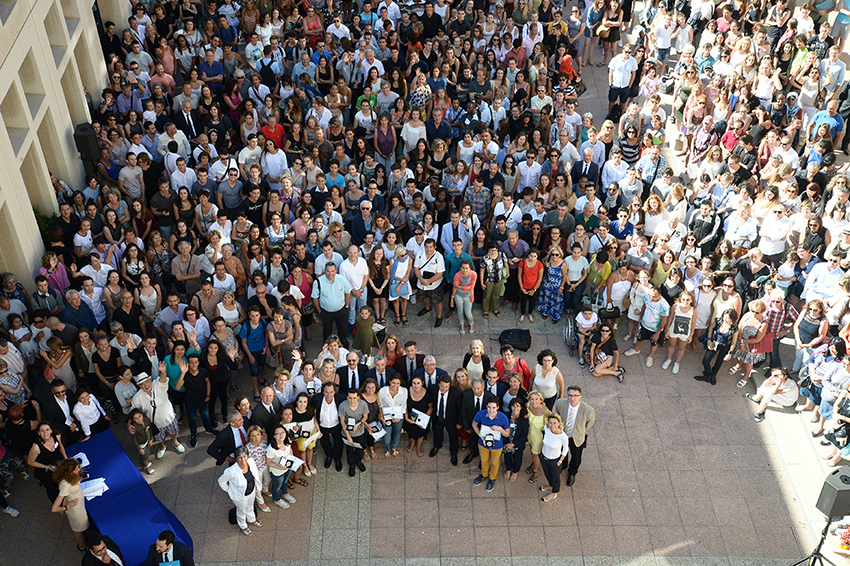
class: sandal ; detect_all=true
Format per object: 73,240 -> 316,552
528,471 -> 539,483
385,451 -> 393,460
394,317 -> 400,326
392,449 -> 400,459
736,379 -> 748,388
526,464 -> 534,475
402,317 -> 409,326
370,447 -> 378,460
296,477 -> 309,487
493,311 -> 501,317
729,366 -> 740,374
483,312 -> 490,319
364,452 -> 372,462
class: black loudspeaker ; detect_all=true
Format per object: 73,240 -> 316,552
73,123 -> 101,161
816,466 -> 850,518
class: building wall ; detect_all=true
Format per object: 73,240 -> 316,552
0,0 -> 122,291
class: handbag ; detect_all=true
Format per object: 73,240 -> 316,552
573,77 -> 587,97
597,25 -> 610,38
749,329 -> 775,355
599,304 -> 621,320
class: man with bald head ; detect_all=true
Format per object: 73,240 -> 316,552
251,386 -> 282,438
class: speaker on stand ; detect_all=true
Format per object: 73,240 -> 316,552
791,466 -> 850,566
74,122 -> 100,179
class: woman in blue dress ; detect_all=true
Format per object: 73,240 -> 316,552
389,246 -> 413,327
583,0 -> 605,68
536,245 -> 566,322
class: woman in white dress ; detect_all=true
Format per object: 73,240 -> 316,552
218,445 -> 265,536
532,349 -> 564,410
388,246 -> 413,327
692,276 -> 717,350
661,291 -> 697,375
134,272 -> 161,332
625,269 -> 652,342
605,261 -> 634,329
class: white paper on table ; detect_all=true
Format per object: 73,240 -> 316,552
369,421 -> 387,440
280,454 -> 304,471
80,477 -> 109,500
411,409 -> 430,429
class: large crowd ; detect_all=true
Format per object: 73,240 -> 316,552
0,0 -> 849,554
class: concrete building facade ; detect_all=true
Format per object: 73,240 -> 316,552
0,0 -> 120,290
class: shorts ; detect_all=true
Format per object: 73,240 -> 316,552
656,47 -> 670,63
420,283 -> 444,302
834,20 -> 850,42
608,86 -> 630,103
637,325 -> 661,345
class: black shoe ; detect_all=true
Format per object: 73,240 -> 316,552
189,435 -> 197,448
335,460 -> 343,472
434,317 -> 443,328
566,474 -> 576,486
763,368 -> 773,377
348,467 -> 356,477
744,393 -> 758,404
324,457 -> 333,469
462,453 -> 476,464
753,412 -> 765,423
451,455 -> 458,466
357,461 -> 366,472
485,479 -> 495,492
473,474 -> 485,486
417,307 -> 432,317
844,147 -> 849,156
429,447 -> 440,457
693,375 -> 707,382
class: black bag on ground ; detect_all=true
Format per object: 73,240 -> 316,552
229,507 -> 238,525
498,328 -> 532,351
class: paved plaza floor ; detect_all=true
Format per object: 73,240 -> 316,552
3,41 -> 850,566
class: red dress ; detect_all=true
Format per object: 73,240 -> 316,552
304,16 -> 322,49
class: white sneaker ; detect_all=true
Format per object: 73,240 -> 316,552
519,315 -> 525,323
624,348 -> 639,357
410,294 -> 417,304
645,356 -> 653,368
623,334 -> 631,342
274,499 -> 290,509
283,493 -> 296,504
156,447 -> 166,459
661,359 -> 672,370
173,443 -> 186,454
529,314 -> 535,323
1,506 -> 20,517
672,362 -> 680,375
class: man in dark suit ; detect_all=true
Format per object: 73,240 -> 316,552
83,534 -> 125,566
429,374 -> 462,465
145,530 -> 194,566
365,354 -> 398,389
207,409 -> 247,466
461,380 -> 496,464
350,201 -> 374,246
413,355 -> 449,389
337,351 -> 369,395
570,148 -> 600,187
393,340 -> 425,385
40,379 -> 82,446
310,382 -> 346,471
484,368 -> 508,400
173,100 -> 202,142
251,386 -> 282,438
130,335 -> 166,377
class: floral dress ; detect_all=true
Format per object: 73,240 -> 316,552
150,246 -> 171,289
734,317 -> 766,365
409,85 -> 431,109
536,262 -> 566,321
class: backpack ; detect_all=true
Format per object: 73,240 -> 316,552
498,328 -> 532,351
258,59 -> 277,89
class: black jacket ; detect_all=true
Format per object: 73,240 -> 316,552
173,108 -> 203,140
364,366 -> 398,389
251,397 -> 283,437
393,353 -> 424,384
145,540 -> 194,566
82,536 -> 124,566
428,386 -> 462,428
41,393 -> 78,435
462,353 -> 491,376
130,344 -> 167,377
461,390 -> 497,430
483,381 -> 508,402
507,417 -> 529,452
570,160 -> 600,186
336,363 -> 370,395
310,392 -> 346,421
206,424 -> 248,465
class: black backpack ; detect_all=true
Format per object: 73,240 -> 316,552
498,328 -> 532,351
258,59 -> 276,89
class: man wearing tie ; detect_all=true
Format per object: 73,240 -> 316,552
484,368 -> 508,402
461,380 -> 496,464
553,385 -> 596,487
365,354 -> 398,388
310,382 -> 345,472
413,355 -> 448,389
337,352 -> 369,394
440,210 -> 472,255
145,530 -> 194,566
251,386 -> 282,438
207,409 -> 248,466
174,100 -> 201,144
393,341 -> 424,384
570,148 -> 600,188
429,374 -> 462,465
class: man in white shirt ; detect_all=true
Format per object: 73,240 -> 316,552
314,382 -> 344,471
414,239 -> 447,327
493,194 -> 524,229
359,50 -> 385,83
759,204 -> 794,266
329,14 -> 352,41
804,250 -> 845,301
774,133 -> 801,172
118,152 -> 145,200
247,74 -> 271,107
652,214 -> 688,254
80,277 -> 107,325
821,46 -> 847,102
601,148 -> 628,190
650,13 -> 676,73
238,134 -> 262,180
555,129 -> 581,172
380,0 -> 402,27
516,149 -> 543,192
607,45 -> 637,115
212,262 -> 237,293
79,255 -> 111,288
575,185 -> 602,215
340,246 -> 369,326
169,157 -> 197,192
472,130 -> 500,163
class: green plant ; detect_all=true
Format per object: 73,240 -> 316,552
32,206 -> 57,245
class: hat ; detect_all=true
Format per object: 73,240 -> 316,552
787,92 -> 799,100
843,227 -> 850,234
136,372 -> 151,384
234,69 -> 246,78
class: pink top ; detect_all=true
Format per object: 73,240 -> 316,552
40,265 -> 70,294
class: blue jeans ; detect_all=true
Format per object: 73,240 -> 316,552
801,383 -> 823,407
158,224 -> 174,241
248,351 -> 266,376
270,470 -> 291,501
565,281 -> 585,313
185,401 -> 214,436
382,419 -> 402,452
455,294 -> 474,327
348,291 -> 369,325
503,446 -> 524,474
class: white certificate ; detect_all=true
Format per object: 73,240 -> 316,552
280,454 -> 304,471
411,409 -> 430,429
369,421 -> 387,440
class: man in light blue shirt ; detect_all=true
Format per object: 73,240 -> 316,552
291,52 -> 317,88
314,241 -> 344,276
312,263 -> 352,347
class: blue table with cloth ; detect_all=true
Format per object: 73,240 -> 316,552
68,430 -> 193,566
